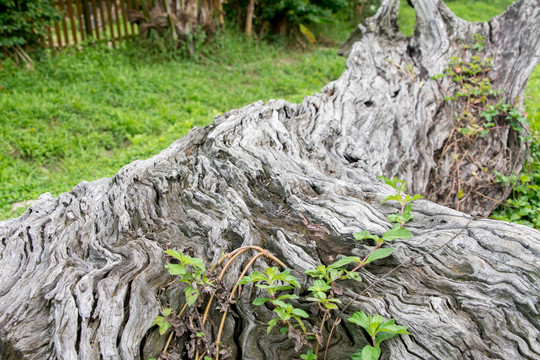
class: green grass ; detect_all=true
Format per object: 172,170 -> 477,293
0,31 -> 347,219
397,1 -> 517,37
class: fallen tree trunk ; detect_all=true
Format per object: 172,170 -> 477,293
1,0 -> 539,359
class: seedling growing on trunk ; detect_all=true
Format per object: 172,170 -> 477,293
348,311 -> 410,360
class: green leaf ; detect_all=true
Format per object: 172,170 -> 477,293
272,299 -> 290,309
351,348 -> 363,360
323,302 -> 339,310
300,349 -> 318,360
238,275 -> 252,285
348,311 -> 370,333
305,266 -> 327,279
284,274 -> 301,287
378,176 -> 406,193
387,204 -> 413,224
152,316 -> 172,335
164,249 -> 183,261
308,279 -> 331,293
374,331 -> 399,346
248,271 -> 269,283
255,284 -> 272,290
161,307 -> 173,317
382,225 -> 412,241
353,231 -> 381,242
365,248 -> 395,264
328,269 -> 344,282
408,194 -> 424,202
277,294 -> 299,301
345,271 -> 363,282
378,324 -> 410,335
265,267 -> 281,282
185,256 -> 206,271
291,308 -> 309,318
387,213 -> 402,224
295,317 -> 307,332
275,285 -> 295,292
348,311 -> 385,337
267,318 -> 280,334
165,263 -> 187,276
359,345 -> 381,360
328,256 -> 361,269
184,286 -> 199,307
377,318 -> 395,329
158,321 -> 172,335
274,307 -> 290,321
382,193 -> 403,204
253,297 -> 271,306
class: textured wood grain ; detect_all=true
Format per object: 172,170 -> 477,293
339,0 -> 540,215
1,1 -> 539,359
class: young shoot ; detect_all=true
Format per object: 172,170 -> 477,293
348,311 -> 410,360
379,176 -> 424,226
164,249 -> 214,306
239,267 -> 307,336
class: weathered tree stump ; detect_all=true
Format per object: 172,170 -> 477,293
1,1 -> 539,359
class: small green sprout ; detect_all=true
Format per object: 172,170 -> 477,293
152,307 -> 173,335
349,311 -> 410,360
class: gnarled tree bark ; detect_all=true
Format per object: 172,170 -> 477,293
1,1 -> 539,359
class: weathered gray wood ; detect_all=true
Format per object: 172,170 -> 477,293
1,1 -> 539,359
339,0 -> 540,215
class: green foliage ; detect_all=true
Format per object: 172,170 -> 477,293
489,29 -> 540,229
152,307 -> 173,335
239,266 -> 300,298
351,345 -> 380,360
431,30 -> 539,229
306,279 -> 341,310
0,0 -> 61,53
491,161 -> 540,228
378,176 -> 423,225
354,224 -> 412,244
348,311 -> 410,360
300,349 -> 318,360
259,0 -> 349,25
153,178 -> 417,357
240,267 -> 307,334
435,38 -> 530,139
164,249 -> 213,306
304,256 -> 362,283
268,301 -> 309,333
227,0 -> 350,42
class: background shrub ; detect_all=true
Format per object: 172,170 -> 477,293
0,0 -> 61,55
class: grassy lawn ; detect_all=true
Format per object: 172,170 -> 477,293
1,0 -> 538,222
0,31 -> 349,219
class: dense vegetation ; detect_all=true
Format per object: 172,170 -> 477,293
0,0 -> 538,228
0,0 -> 61,58
0,30 -> 348,219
